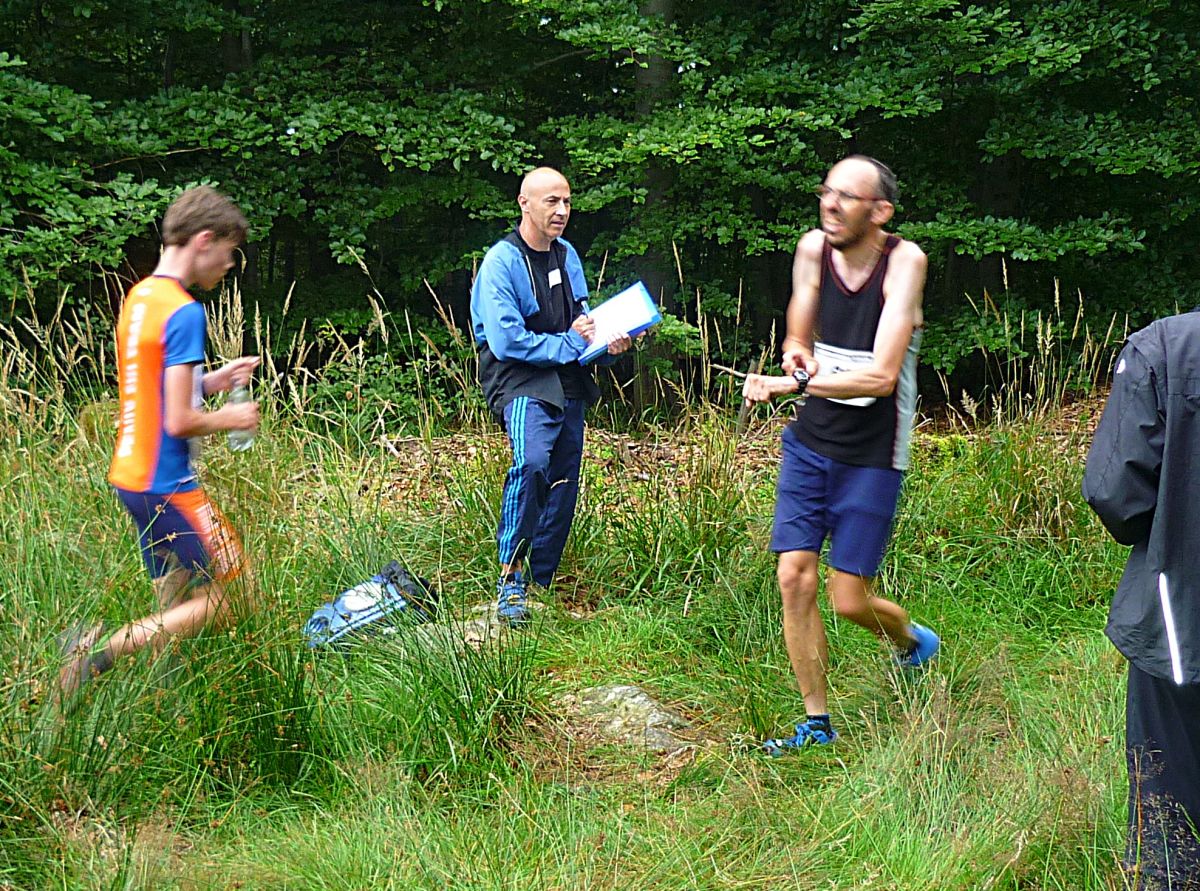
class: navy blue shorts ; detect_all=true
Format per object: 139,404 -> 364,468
115,487 -> 244,582
770,428 -> 903,578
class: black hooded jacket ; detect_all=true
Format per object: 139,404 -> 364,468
1083,311 -> 1200,684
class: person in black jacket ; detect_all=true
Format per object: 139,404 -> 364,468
1084,312 -> 1200,888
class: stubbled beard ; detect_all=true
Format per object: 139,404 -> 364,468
825,224 -> 867,250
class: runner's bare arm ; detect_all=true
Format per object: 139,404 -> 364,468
781,230 -> 825,375
164,364 -> 258,438
202,356 -> 260,395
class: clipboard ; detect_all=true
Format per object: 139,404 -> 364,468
578,281 -> 662,365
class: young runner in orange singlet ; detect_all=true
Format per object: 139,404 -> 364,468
60,186 -> 260,698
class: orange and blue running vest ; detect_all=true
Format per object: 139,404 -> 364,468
108,275 -> 207,494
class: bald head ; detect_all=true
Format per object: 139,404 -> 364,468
517,167 -> 572,249
520,167 -> 570,199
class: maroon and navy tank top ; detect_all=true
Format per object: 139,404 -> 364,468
790,235 -> 921,471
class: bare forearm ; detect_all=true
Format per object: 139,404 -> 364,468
807,367 -> 897,399
782,334 -> 812,357
164,404 -> 240,439
202,356 -> 259,395
744,364 -> 896,406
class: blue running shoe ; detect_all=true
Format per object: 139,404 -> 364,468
497,571 -> 530,629
761,719 -> 838,756
895,622 -> 940,668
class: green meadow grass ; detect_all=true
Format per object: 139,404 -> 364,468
0,292 -> 1131,889
0,393 -> 1131,890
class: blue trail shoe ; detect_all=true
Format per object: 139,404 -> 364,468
761,719 -> 838,756
895,622 -> 940,668
496,571 -> 530,629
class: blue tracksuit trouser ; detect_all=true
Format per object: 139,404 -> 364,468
498,396 -> 586,586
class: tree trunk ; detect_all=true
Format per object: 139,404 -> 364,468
222,2 -> 253,73
242,243 -> 260,292
747,184 -> 788,345
631,0 -> 676,412
939,153 -> 1021,312
634,0 -> 675,313
163,33 -> 176,88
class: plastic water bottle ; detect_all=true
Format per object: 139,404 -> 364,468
227,384 -> 254,452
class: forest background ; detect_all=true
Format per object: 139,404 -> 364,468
4,0 -> 1198,407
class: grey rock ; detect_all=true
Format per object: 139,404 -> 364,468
563,684 -> 694,753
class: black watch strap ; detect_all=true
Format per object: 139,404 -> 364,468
791,369 -> 810,396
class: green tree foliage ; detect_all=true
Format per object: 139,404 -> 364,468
1,0 -> 1197,374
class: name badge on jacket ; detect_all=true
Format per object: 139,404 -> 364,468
548,268 -> 563,288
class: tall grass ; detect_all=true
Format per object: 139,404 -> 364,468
940,280 -> 1125,426
0,279 -> 1134,889
0,284 -> 540,888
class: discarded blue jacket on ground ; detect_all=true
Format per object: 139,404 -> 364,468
304,561 -> 438,648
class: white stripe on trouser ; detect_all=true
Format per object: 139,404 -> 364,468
1158,572 -> 1184,685
499,398 -> 528,563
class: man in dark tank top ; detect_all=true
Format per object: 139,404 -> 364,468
742,155 -> 940,753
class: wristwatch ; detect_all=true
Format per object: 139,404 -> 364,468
791,368 -> 810,396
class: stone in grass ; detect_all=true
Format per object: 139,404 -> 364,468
563,684 -> 694,753
414,601 -> 547,651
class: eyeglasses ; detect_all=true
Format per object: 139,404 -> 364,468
813,185 -> 886,204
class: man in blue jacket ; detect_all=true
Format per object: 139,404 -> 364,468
1084,312 -> 1200,888
471,167 -> 631,627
